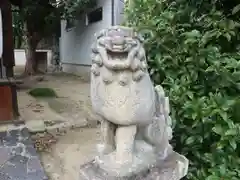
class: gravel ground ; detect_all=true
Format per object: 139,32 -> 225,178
15,71 -> 101,180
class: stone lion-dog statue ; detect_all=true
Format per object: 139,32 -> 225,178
90,26 -> 188,177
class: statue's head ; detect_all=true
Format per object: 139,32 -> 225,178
96,26 -> 140,53
91,26 -> 148,84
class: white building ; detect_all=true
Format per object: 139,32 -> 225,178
59,0 -> 125,78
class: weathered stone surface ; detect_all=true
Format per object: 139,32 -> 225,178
0,127 -> 48,180
26,120 -> 46,132
88,26 -> 189,179
79,152 -> 188,180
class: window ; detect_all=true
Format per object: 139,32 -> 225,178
66,19 -> 75,30
87,7 -> 103,25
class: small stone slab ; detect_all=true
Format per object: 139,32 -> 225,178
0,127 -> 48,180
79,152 -> 188,180
0,78 -> 23,85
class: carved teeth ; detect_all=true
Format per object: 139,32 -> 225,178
112,45 -> 123,50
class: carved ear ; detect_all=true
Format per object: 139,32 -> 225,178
98,39 -> 106,47
92,55 -> 103,66
91,43 -> 98,53
96,29 -> 106,39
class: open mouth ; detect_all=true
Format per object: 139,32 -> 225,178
107,51 -> 128,59
112,44 -> 124,50
106,43 -> 128,53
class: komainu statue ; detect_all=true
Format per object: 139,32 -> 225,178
80,26 -> 188,180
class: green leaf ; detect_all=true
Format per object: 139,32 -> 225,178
206,175 -> 220,180
192,113 -> 197,120
219,165 -> 226,175
185,137 -> 195,145
219,111 -> 228,121
217,142 -> 224,149
206,66 -> 216,72
212,125 -> 223,135
232,4 -> 240,15
229,140 -> 237,150
182,30 -> 201,38
223,33 -> 231,41
225,128 -> 237,136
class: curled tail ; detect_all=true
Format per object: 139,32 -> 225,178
144,84 -> 173,146
154,85 -> 173,141
142,85 -> 173,159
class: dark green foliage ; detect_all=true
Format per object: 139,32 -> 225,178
59,0 -> 97,19
28,88 -> 57,98
12,9 -> 24,48
11,0 -> 96,74
11,0 -> 97,47
126,0 -> 240,179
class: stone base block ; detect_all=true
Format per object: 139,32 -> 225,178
79,152 -> 188,180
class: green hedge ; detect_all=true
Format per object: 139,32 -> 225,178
126,0 -> 240,179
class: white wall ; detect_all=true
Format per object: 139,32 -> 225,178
60,0 -> 113,66
14,49 -> 52,66
14,49 -> 25,65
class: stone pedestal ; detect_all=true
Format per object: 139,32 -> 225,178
79,152 -> 188,180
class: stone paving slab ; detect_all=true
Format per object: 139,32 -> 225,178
0,127 -> 48,180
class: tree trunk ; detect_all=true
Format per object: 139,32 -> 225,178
1,0 -> 15,77
23,22 -> 41,76
24,40 -> 37,75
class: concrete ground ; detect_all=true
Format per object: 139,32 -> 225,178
17,72 -> 96,127
40,128 -> 101,180
0,127 -> 48,180
11,67 -> 101,180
